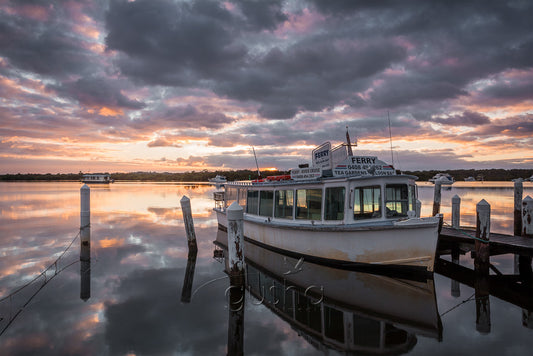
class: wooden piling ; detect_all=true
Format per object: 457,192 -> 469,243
432,181 -> 442,216
514,181 -> 523,236
522,196 -> 533,237
475,199 -> 490,273
519,196 -> 533,280
80,184 -> 90,261
451,247 -> 460,297
452,195 -> 461,229
80,244 -> 90,302
227,202 -> 245,286
181,249 -> 197,303
474,200 -> 491,334
180,196 -> 197,252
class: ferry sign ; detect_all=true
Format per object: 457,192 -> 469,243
332,156 -> 395,177
312,142 -> 331,169
291,167 -> 323,180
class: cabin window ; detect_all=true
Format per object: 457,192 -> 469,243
353,186 -> 381,220
274,190 -> 294,219
325,187 -> 345,220
238,188 -> 247,207
409,185 -> 416,212
385,184 -> 409,217
324,306 -> 344,343
296,189 -> 322,220
225,186 -> 238,208
259,191 -> 274,217
246,190 -> 259,214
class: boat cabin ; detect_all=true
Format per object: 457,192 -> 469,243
219,175 -> 418,226
81,173 -> 113,184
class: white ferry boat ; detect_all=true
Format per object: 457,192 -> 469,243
214,135 -> 440,273
81,173 -> 114,184
214,229 -> 442,353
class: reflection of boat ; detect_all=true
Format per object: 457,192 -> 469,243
214,229 -> 442,354
81,173 -> 114,184
209,175 -> 227,184
214,133 -> 440,273
429,173 -> 454,185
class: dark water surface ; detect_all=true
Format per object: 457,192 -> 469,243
0,181 -> 532,355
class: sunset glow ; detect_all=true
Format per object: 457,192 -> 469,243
0,1 -> 532,173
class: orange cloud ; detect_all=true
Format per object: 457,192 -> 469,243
98,238 -> 126,248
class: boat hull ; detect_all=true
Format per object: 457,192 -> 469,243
216,210 -> 439,273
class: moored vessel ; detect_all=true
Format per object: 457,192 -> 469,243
213,132 -> 440,273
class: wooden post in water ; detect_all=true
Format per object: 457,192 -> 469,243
514,181 -> 523,236
518,196 -> 533,281
474,199 -> 490,334
514,181 -> 523,273
227,202 -> 245,286
451,249 -> 461,298
180,196 -> 198,252
180,249 -> 198,303
80,244 -> 91,302
475,199 -> 490,271
432,181 -> 442,216
80,184 -> 90,261
452,195 -> 461,229
227,284 -> 245,356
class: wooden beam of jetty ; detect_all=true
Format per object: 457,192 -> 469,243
438,226 -> 533,257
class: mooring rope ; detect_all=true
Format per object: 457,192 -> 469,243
440,292 -> 476,317
0,227 -> 83,303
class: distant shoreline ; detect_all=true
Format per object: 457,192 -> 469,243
1,168 -> 532,182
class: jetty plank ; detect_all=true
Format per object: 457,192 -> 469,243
439,227 -> 533,257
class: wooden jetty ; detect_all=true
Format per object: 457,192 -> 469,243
431,181 -> 532,333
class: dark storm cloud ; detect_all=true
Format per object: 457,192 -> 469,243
432,111 -> 491,126
103,0 -> 533,120
51,76 -> 146,109
0,1 -> 99,77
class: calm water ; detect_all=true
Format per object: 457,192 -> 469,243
0,181 -> 532,355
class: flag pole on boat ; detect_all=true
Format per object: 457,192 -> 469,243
252,146 -> 261,179
387,111 -> 395,168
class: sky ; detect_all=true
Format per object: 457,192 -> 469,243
1,0 -> 532,174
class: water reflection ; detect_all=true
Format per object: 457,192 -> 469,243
215,229 -> 442,355
1,182 -> 532,355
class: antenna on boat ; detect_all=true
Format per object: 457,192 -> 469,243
387,111 -> 395,168
252,146 -> 261,179
345,126 -> 355,156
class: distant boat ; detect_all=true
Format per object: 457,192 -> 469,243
429,173 -> 454,185
209,175 -> 227,184
464,176 -> 475,182
81,173 -> 114,184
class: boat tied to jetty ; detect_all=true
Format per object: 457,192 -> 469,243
213,132 -> 441,273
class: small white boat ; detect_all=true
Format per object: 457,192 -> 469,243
81,173 -> 114,184
464,176 -> 475,182
214,133 -> 440,273
429,173 -> 454,185
209,175 -> 227,184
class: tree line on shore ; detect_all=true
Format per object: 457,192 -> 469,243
1,168 -> 532,182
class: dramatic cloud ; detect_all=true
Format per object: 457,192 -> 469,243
0,0 -> 532,172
